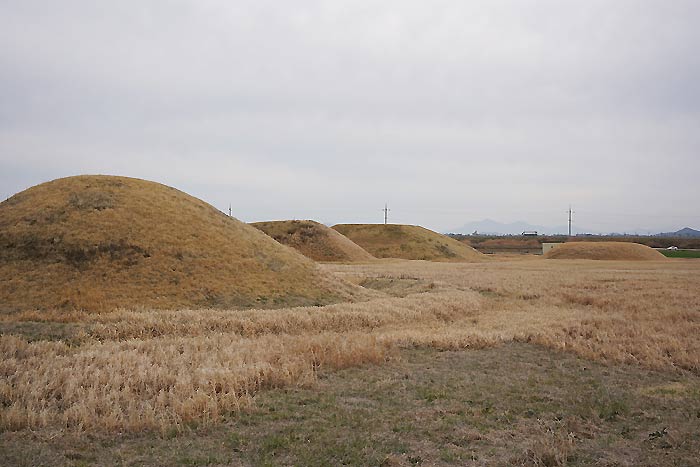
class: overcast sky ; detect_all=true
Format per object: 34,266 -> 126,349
1,1 -> 698,233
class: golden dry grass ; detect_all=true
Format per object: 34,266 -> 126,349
1,257 -> 698,433
332,224 -> 483,261
0,176 -> 365,312
252,220 -> 376,262
544,241 -> 667,261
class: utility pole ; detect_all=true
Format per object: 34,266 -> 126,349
568,205 -> 573,236
382,203 -> 390,225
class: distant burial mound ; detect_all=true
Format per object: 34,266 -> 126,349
0,175 -> 359,313
332,224 -> 483,261
252,220 -> 376,262
544,242 -> 667,261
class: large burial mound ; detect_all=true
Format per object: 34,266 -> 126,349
332,224 -> 483,261
0,175 -> 360,313
252,220 -> 375,262
544,242 -> 667,261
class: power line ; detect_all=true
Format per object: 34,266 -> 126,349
382,203 -> 390,225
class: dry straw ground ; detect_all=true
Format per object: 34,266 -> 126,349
2,257 -> 698,435
252,220 -> 376,262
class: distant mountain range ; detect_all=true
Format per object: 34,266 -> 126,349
449,220 -> 700,237
656,227 -> 700,238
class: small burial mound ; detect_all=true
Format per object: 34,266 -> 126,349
544,242 -> 667,261
252,220 -> 376,262
332,224 -> 483,261
0,175 -> 361,313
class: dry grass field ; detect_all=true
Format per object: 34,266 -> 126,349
332,224 -> 483,261
2,256 -> 699,465
252,220 -> 376,262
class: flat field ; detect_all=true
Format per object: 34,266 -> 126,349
2,257 -> 699,466
660,249 -> 700,259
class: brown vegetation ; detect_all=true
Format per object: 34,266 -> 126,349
332,224 -> 483,261
0,175 -> 364,313
544,241 -> 667,261
457,236 -> 542,254
469,238 -> 541,249
252,220 -> 375,262
454,233 -> 700,251
2,258 -> 699,434
6,343 -> 697,466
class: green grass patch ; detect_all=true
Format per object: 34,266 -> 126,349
660,249 -> 700,258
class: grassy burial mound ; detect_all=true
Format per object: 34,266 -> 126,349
252,220 -> 376,262
332,224 -> 483,261
0,175 -> 360,313
544,241 -> 667,261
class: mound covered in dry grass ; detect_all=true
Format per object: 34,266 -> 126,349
252,220 -> 375,262
332,224 -> 483,261
544,241 -> 667,261
0,175 -> 363,313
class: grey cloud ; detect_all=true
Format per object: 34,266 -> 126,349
1,0 -> 699,232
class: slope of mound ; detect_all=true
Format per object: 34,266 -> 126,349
252,220 -> 375,262
0,175 -> 361,313
544,242 -> 667,261
332,224 -> 483,261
